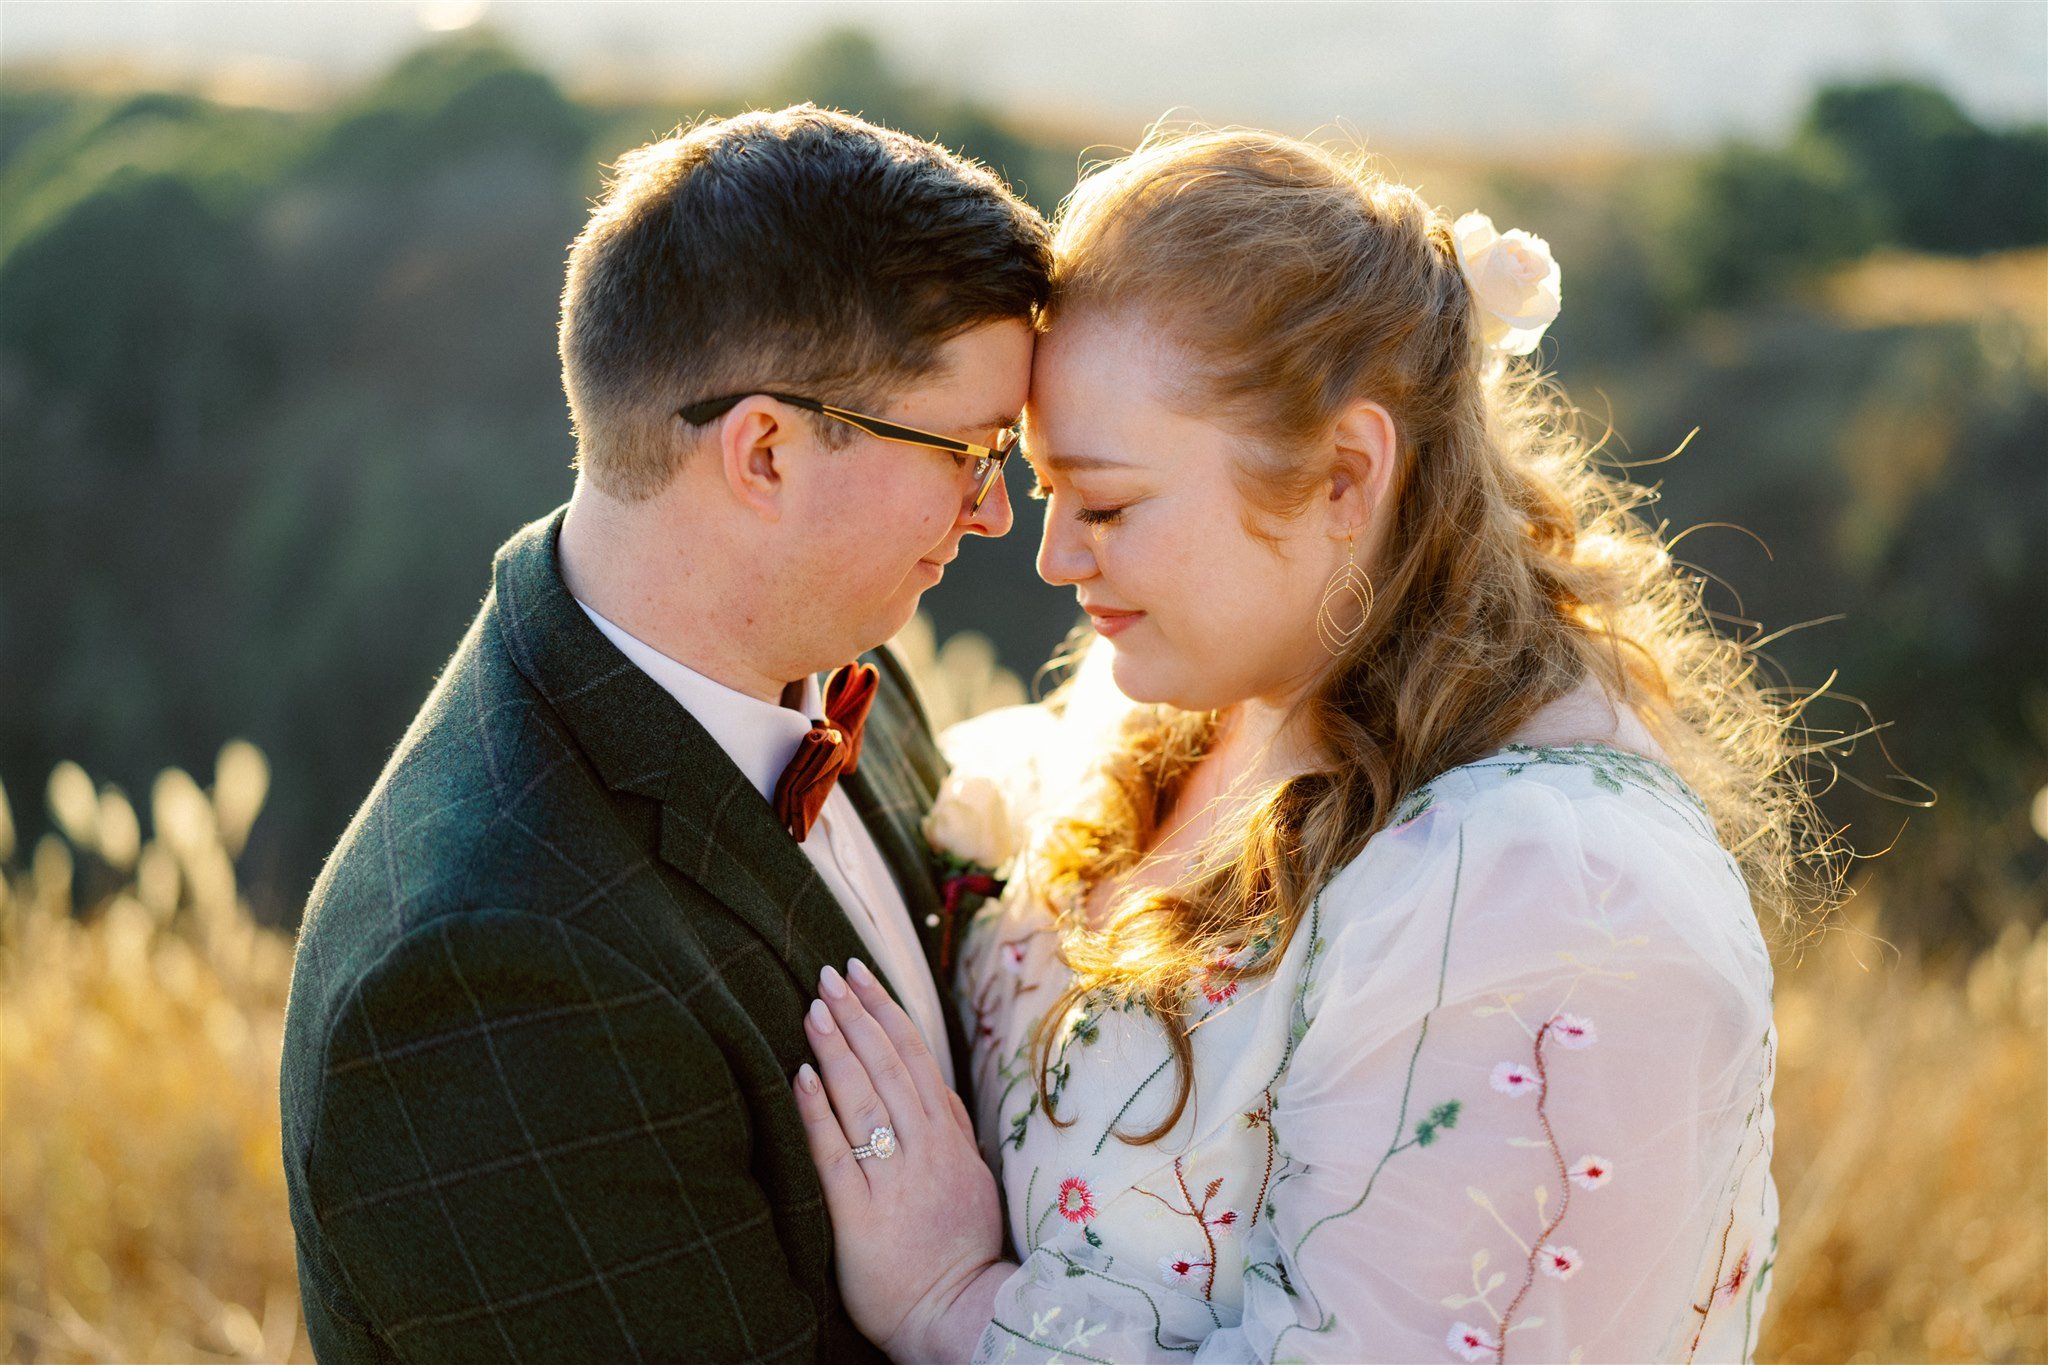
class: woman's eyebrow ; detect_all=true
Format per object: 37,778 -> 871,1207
1034,451 -> 1133,473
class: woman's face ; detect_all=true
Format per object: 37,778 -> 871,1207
1025,312 -> 1359,713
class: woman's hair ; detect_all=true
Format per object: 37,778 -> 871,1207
1027,127 -> 1841,1143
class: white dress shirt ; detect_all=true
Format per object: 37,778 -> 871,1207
577,602 -> 954,1085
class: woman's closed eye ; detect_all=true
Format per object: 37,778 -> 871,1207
1028,479 -> 1128,528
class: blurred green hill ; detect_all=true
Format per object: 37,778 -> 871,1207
1,29 -> 2041,941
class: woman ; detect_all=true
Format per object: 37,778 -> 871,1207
791,128 -> 1824,1362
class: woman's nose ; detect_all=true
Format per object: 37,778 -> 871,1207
1035,504 -> 1095,587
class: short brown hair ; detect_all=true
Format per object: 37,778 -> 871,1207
559,105 -> 1052,499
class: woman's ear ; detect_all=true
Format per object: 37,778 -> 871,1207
707,395 -> 792,522
1327,399 -> 1398,543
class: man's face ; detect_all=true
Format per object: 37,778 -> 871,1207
783,319 -> 1033,664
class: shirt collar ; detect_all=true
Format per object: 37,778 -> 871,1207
576,601 -> 822,803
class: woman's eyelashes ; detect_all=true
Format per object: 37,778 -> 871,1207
1074,505 -> 1127,528
1028,479 -> 1129,528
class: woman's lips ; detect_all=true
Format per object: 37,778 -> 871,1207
1086,607 -> 1145,638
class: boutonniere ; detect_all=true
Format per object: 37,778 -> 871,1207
923,771 -> 1019,967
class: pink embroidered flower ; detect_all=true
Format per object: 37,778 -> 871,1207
1548,1012 -> 1597,1049
1207,1208 -> 1242,1235
1569,1155 -> 1614,1190
1195,955 -> 1241,1004
1000,941 -> 1029,974
1490,1061 -> 1541,1097
1539,1243 -> 1582,1280
1160,1254 -> 1204,1286
1718,1241 -> 1755,1302
1447,1321 -> 1501,1361
1056,1176 -> 1098,1223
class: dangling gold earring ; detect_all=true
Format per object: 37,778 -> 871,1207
1316,536 -> 1375,658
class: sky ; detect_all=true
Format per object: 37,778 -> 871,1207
2,1 -> 2044,147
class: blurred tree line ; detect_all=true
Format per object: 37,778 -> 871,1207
1666,79 -> 2048,307
1,29 -> 2041,943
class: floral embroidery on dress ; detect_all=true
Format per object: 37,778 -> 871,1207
1448,1320 -> 1502,1361
1133,1158 -> 1243,1301
1717,1241 -> 1755,1303
1056,1176 -> 1099,1224
958,740 -> 1777,1365
1452,1002 -> 1619,1358
1490,1062 -> 1541,1096
1195,956 -> 1242,1004
1549,1013 -> 1597,1048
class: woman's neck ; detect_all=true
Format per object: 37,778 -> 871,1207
1083,699 -> 1322,928
1208,697 -> 1319,792
1143,701 -> 1316,865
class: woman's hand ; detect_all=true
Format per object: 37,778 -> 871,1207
793,958 -> 1013,1362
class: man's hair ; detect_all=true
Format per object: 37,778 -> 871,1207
558,105 -> 1053,499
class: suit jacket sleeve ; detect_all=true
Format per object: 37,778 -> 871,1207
301,908 -> 824,1362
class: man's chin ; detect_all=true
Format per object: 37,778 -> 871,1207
850,594 -> 925,663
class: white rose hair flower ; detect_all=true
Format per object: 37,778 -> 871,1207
1450,210 -> 1562,358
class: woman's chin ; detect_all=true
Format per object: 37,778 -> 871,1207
1107,646 -> 1217,711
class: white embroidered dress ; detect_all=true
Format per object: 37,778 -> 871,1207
949,674 -> 1777,1364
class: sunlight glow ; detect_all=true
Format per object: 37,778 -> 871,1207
419,0 -> 487,34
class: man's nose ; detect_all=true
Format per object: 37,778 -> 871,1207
963,467 -> 1014,538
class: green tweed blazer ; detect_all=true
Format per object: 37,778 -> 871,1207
280,508 -> 963,1363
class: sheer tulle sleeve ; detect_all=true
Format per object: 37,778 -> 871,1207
1201,771 -> 1779,1363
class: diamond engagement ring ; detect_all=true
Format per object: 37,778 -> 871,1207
851,1126 -> 898,1161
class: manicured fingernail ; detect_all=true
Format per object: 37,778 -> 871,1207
847,957 -> 876,988
796,1063 -> 820,1093
808,998 -> 835,1032
820,964 -> 848,999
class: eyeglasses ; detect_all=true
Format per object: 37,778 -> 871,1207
677,391 -> 1019,510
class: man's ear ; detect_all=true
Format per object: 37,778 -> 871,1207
707,395 -> 793,522
1326,398 -> 1398,544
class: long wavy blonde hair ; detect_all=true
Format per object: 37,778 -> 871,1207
1027,128 -> 1842,1144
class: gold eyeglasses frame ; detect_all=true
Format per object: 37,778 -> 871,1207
678,391 -> 1019,510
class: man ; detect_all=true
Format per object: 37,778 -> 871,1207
280,106 -> 1049,1361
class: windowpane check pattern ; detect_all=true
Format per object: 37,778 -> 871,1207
281,509 -> 957,1362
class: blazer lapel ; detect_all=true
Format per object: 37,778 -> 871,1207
491,507 -> 872,998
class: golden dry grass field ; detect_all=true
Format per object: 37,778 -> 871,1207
3,635 -> 2043,1361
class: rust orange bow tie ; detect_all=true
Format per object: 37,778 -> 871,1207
772,662 -> 879,842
